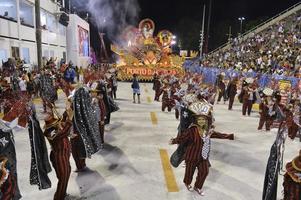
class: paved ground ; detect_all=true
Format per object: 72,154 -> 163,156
14,82 -> 301,200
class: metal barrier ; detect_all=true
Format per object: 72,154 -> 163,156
184,65 -> 301,88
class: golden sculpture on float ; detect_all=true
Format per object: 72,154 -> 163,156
111,18 -> 185,81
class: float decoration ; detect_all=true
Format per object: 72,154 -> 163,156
111,19 -> 185,81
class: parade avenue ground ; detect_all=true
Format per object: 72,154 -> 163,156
15,82 -> 300,200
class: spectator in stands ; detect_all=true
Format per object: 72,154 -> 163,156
203,10 -> 301,81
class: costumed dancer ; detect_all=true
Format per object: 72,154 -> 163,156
258,88 -> 276,131
171,79 -> 180,119
170,100 -> 214,196
70,87 -> 102,172
1,92 -> 52,196
90,81 -> 106,147
170,90 -> 235,168
283,150 -> 301,200
262,119 -> 286,200
153,73 -> 162,101
170,93 -> 197,168
160,81 -> 173,112
43,102 -> 73,200
106,73 -> 113,99
227,78 -> 238,110
103,80 -> 119,125
170,94 -> 197,168
0,79 -> 14,114
173,87 -> 186,120
112,73 -> 118,100
216,73 -> 227,104
262,101 -> 300,200
0,121 -> 21,200
28,101 -> 52,190
241,79 -> 257,116
0,156 -> 15,200
55,73 -> 73,98
96,79 -> 118,126
197,90 -> 235,140
39,70 -> 57,113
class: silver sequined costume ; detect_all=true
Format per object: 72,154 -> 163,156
73,87 -> 101,158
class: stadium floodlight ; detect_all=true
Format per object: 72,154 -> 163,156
238,17 -> 246,34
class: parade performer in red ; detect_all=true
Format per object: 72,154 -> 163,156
70,131 -> 87,172
227,78 -> 238,110
44,103 -> 73,200
283,150 -> 301,200
258,88 -> 276,131
216,73 -> 226,104
91,81 -> 106,146
39,69 -> 57,113
161,81 -> 174,112
153,73 -> 162,101
170,101 -> 214,196
0,156 -> 16,200
241,81 -> 257,116
71,87 -> 102,172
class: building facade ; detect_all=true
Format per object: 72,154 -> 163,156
0,0 -> 68,68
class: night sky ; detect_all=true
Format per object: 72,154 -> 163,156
138,0 -> 300,31
138,0 -> 300,50
78,0 -> 301,58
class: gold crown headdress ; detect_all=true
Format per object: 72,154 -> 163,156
188,101 -> 213,116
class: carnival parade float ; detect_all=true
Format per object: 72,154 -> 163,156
111,19 -> 185,81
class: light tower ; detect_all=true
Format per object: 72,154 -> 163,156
238,17 -> 246,34
199,4 -> 206,59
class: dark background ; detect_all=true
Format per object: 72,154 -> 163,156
73,0 -> 300,59
138,0 -> 300,51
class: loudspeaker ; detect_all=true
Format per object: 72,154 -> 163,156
59,13 -> 69,26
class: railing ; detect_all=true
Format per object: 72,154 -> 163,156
183,65 -> 301,88
208,1 -> 301,56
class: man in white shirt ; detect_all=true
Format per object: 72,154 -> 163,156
18,75 -> 27,97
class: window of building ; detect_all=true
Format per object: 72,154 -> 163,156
63,52 -> 66,61
22,47 -> 30,63
59,23 -> 66,36
20,0 -> 34,27
43,50 -> 49,58
47,13 -> 56,33
0,0 -> 17,22
50,50 -> 54,58
11,46 -> 20,59
0,49 -> 8,63
41,9 -> 47,29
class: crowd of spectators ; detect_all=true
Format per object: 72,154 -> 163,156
203,10 -> 301,78
0,56 -> 117,101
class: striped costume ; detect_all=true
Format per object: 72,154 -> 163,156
283,152 -> 301,200
172,125 -> 209,190
44,112 -> 72,200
